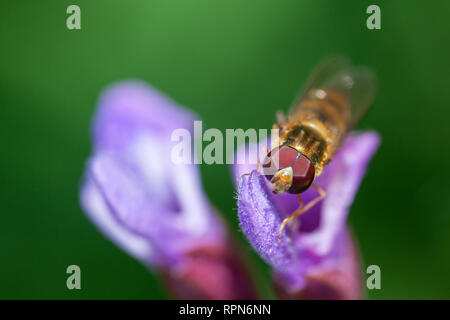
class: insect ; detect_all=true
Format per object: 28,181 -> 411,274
258,57 -> 376,242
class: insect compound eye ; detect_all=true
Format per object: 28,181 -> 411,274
290,152 -> 315,194
262,145 -> 315,194
262,146 -> 298,178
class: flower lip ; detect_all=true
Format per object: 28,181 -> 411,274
81,81 -> 226,267
235,131 -> 381,294
81,81 -> 259,299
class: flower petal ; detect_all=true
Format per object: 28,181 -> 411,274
80,81 -> 258,299
237,171 -> 304,289
92,81 -> 195,152
274,229 -> 362,299
297,131 -> 380,256
81,82 -> 224,267
236,131 -> 380,294
80,174 -> 155,264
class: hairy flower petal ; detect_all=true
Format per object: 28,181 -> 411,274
236,131 -> 380,296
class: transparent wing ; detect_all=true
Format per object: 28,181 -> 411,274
290,57 -> 376,128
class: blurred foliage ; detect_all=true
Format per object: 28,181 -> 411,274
1,0 -> 449,299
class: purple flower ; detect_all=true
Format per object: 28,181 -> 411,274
234,132 -> 380,299
80,81 -> 257,299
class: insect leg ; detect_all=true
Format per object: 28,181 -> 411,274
278,183 -> 326,243
238,145 -> 269,182
256,146 -> 269,172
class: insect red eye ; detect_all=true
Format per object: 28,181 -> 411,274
262,146 -> 298,174
262,145 -> 315,194
290,152 -> 315,193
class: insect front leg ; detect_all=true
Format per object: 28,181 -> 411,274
238,145 -> 269,182
256,146 -> 269,172
278,183 -> 326,243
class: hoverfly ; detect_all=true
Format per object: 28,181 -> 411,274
258,57 -> 376,242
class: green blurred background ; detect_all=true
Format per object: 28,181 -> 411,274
1,0 -> 449,299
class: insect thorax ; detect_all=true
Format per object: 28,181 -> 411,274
273,89 -> 350,176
